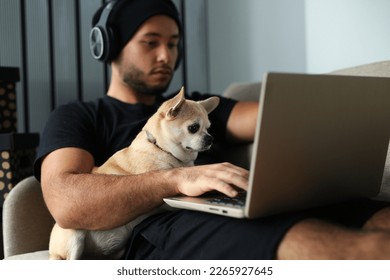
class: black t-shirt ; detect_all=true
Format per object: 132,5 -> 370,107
34,92 -> 237,180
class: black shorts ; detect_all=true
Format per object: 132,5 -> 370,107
124,198 -> 389,260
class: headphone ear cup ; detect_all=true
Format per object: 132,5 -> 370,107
90,1 -> 120,62
89,26 -> 106,61
174,39 -> 183,70
105,25 -> 120,62
90,21 -> 120,62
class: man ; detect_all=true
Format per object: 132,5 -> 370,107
35,0 -> 390,259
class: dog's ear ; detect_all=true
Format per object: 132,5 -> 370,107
167,87 -> 186,119
198,96 -> 220,114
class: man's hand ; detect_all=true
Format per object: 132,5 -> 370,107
174,162 -> 249,197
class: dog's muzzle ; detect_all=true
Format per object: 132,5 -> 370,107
203,134 -> 214,149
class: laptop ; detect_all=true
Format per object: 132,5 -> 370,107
164,72 -> 390,218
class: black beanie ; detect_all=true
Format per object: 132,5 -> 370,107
92,0 -> 182,60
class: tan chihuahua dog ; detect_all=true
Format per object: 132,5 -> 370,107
49,87 -> 219,259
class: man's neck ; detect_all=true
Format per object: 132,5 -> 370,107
107,76 -> 156,106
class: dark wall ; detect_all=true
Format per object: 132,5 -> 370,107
1,0 -> 105,133
0,0 -> 197,134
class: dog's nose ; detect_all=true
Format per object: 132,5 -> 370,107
203,134 -> 214,147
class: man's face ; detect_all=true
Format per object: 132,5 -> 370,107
115,15 -> 180,96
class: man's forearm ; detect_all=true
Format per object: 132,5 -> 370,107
42,170 -> 179,231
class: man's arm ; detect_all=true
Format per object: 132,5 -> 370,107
41,147 -> 248,231
226,101 -> 259,142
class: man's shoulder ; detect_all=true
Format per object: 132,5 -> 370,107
59,97 -> 103,108
52,97 -> 108,116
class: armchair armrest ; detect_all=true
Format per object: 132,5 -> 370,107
2,176 -> 54,258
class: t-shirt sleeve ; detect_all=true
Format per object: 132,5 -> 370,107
33,102 -> 98,181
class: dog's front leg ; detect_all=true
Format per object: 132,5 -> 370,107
67,230 -> 87,260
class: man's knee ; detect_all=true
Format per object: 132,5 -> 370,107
276,217 -> 390,260
276,218 -> 333,259
363,206 -> 390,231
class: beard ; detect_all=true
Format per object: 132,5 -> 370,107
121,63 -> 173,97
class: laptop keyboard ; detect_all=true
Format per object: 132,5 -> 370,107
207,192 -> 246,208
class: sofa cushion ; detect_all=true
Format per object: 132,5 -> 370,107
223,82 -> 262,101
330,61 -> 390,77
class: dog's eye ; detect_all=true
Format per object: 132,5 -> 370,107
188,123 -> 200,134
